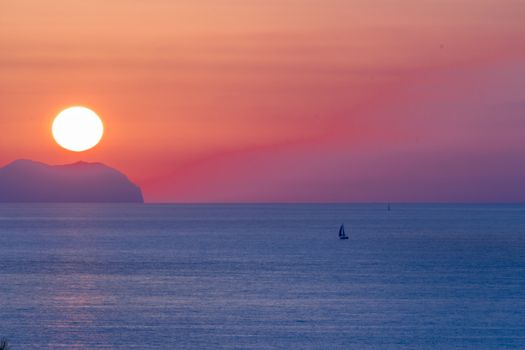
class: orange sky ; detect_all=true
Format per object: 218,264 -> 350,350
1,0 -> 524,202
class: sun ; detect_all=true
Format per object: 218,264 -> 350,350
52,106 -> 104,152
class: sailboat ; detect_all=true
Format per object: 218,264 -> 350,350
338,224 -> 349,240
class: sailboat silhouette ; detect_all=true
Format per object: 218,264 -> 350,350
338,224 -> 349,240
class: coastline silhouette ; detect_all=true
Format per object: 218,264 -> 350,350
0,159 -> 143,203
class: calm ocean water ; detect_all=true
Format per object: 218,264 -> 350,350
0,204 -> 524,349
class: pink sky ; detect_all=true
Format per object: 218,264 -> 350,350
0,0 -> 524,202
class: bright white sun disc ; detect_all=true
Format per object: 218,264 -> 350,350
52,106 -> 104,152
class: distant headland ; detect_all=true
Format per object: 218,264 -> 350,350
0,159 -> 144,203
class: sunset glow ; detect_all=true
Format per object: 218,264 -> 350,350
1,0 -> 524,202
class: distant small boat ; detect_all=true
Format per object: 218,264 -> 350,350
338,224 -> 349,240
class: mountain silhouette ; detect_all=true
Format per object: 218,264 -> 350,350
0,159 -> 144,202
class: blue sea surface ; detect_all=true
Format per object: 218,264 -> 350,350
0,204 -> 524,349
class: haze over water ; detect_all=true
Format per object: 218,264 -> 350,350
1,203 -> 524,349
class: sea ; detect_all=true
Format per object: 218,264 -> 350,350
0,203 -> 524,349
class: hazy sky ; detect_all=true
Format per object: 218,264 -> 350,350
1,0 -> 524,202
